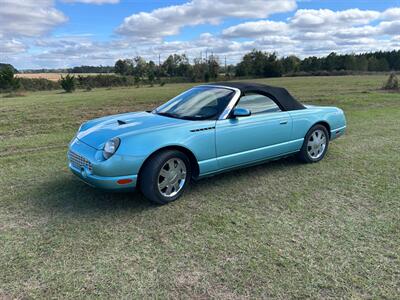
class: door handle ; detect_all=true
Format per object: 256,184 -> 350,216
279,120 -> 288,125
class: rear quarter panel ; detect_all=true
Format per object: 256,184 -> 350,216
289,106 -> 346,140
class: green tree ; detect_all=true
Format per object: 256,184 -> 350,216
162,54 -> 191,77
343,55 -> 357,70
281,55 -> 301,73
0,66 -> 20,91
60,74 -> 75,93
300,56 -> 321,72
0,63 -> 18,73
207,55 -> 219,79
355,56 -> 369,71
263,52 -> 283,77
132,56 -> 147,79
368,57 -> 390,71
235,50 -> 282,78
192,58 -> 207,82
324,52 -> 338,71
147,60 -> 156,86
114,59 -> 131,75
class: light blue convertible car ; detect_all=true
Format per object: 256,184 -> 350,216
68,82 -> 346,204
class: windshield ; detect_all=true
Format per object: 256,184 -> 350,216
153,86 -> 235,120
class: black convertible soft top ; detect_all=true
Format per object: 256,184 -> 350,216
209,82 -> 306,111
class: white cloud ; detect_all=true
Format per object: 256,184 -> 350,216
222,20 -> 288,38
0,39 -> 27,54
2,1 -> 400,69
334,26 -> 379,39
0,0 -> 67,38
290,8 -> 380,31
379,21 -> 400,35
62,0 -> 119,4
116,0 -> 296,39
381,7 -> 400,20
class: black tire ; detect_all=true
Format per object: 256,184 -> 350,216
297,124 -> 330,163
139,150 -> 191,204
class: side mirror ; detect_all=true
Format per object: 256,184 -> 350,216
232,107 -> 251,118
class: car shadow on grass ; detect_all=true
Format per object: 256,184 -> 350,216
188,155 -> 306,199
31,174 -> 155,216
32,155 -> 303,216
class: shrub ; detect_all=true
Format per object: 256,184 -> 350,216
0,67 -> 20,92
3,92 -> 26,98
76,74 -> 133,88
383,73 -> 399,91
60,74 -> 76,92
19,78 -> 60,91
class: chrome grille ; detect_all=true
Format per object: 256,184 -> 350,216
68,151 -> 92,171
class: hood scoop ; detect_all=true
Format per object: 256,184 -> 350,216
117,119 -> 127,125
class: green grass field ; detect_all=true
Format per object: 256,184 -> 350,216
1,75 -> 399,298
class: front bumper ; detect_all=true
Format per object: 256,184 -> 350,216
69,163 -> 137,190
330,125 -> 346,140
67,137 -> 138,190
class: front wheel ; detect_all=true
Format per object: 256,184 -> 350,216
139,150 -> 191,204
298,124 -> 329,163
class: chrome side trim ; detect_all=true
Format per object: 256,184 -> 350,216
196,85 -> 242,120
330,125 -> 346,133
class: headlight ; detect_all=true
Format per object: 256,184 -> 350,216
103,137 -> 120,159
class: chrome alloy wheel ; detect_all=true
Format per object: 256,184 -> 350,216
157,158 -> 187,197
307,129 -> 327,159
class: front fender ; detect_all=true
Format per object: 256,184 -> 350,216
116,120 -> 218,176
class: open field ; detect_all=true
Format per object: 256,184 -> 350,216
16,73 -> 113,81
1,75 -> 399,298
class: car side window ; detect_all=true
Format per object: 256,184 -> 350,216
237,93 -> 281,114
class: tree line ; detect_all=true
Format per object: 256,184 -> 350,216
114,54 -> 219,83
8,49 -> 400,79
1,50 -> 400,93
113,50 -> 400,80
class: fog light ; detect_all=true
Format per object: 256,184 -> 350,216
81,168 -> 88,178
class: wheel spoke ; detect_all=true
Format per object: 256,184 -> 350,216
159,179 -> 168,189
307,129 -> 327,159
157,157 -> 187,198
310,132 -> 315,141
160,169 -> 169,178
179,170 -> 186,179
173,181 -> 180,192
165,184 -> 173,195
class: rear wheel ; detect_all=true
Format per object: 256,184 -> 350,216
139,150 -> 191,204
298,124 -> 329,163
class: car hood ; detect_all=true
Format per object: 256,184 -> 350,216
77,111 -> 187,149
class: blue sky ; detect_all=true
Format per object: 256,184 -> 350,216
1,0 -> 400,69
